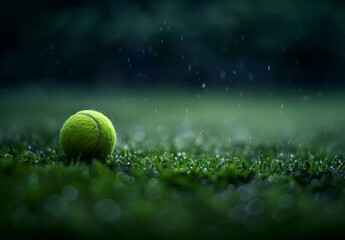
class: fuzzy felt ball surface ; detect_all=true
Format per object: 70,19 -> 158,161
59,110 -> 116,161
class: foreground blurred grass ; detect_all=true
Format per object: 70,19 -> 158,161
0,88 -> 345,239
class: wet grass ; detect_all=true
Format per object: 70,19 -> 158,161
1,88 -> 345,239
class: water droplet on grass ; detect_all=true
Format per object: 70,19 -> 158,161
81,171 -> 90,179
45,195 -> 69,217
28,173 -> 39,190
10,202 -> 37,227
279,194 -> 294,209
62,185 -> 78,202
12,185 -> 27,200
148,178 -> 158,186
94,199 -> 121,222
247,199 -> 265,216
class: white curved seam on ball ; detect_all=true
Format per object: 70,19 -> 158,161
77,113 -> 101,155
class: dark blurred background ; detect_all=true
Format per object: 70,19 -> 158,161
0,0 -> 344,90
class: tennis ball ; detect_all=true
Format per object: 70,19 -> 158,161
59,110 -> 116,161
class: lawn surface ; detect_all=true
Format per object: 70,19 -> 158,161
1,88 -> 345,239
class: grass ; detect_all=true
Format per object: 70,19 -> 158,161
1,88 -> 345,239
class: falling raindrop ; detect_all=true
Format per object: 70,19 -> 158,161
240,62 -> 244,70
220,70 -> 226,79
280,103 -> 284,114
202,83 -> 206,88
134,130 -> 145,142
248,73 -> 254,81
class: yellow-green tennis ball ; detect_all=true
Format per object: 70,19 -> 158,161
59,110 -> 116,161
